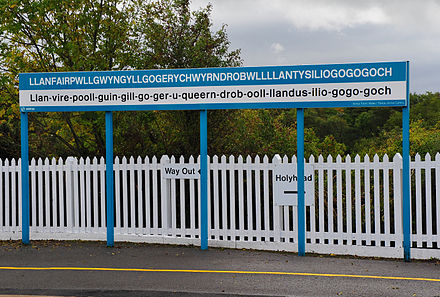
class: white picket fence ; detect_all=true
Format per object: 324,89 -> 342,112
0,153 -> 439,259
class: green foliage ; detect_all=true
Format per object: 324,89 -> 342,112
222,109 -> 297,156
350,93 -> 440,157
127,0 -> 241,69
0,72 -> 20,158
0,0 -> 241,158
221,92 -> 439,158
216,109 -> 347,158
0,0 -> 438,159
354,118 -> 440,157
0,0 -> 130,73
116,0 -> 241,157
410,92 -> 440,127
0,0 -> 132,158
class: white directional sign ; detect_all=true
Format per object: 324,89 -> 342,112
162,164 -> 200,179
273,164 -> 314,206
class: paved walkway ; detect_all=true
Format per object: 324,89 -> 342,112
0,241 -> 439,296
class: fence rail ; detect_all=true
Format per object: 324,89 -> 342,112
1,153 -> 439,259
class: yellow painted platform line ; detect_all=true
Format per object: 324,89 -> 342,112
0,266 -> 439,283
0,295 -> 61,297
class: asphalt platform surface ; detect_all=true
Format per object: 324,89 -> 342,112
0,241 -> 439,297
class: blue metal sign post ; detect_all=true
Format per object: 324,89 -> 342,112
200,110 -> 208,250
402,62 -> 411,261
402,106 -> 410,261
20,112 -> 30,245
105,111 -> 115,247
296,108 -> 305,256
19,61 -> 409,258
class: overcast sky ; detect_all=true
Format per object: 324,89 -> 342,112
191,0 -> 440,94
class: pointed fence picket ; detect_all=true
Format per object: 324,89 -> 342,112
0,153 -> 439,259
411,153 -> 440,249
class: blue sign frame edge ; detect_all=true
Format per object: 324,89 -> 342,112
20,99 -> 407,113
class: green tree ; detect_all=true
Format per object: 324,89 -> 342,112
219,109 -> 346,158
0,0 -> 241,159
0,72 -> 20,159
352,93 -> 440,157
1,0 -> 437,159
116,0 -> 241,157
1,0 -> 132,158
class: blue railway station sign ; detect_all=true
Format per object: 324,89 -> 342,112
19,61 -> 411,261
20,61 -> 407,112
